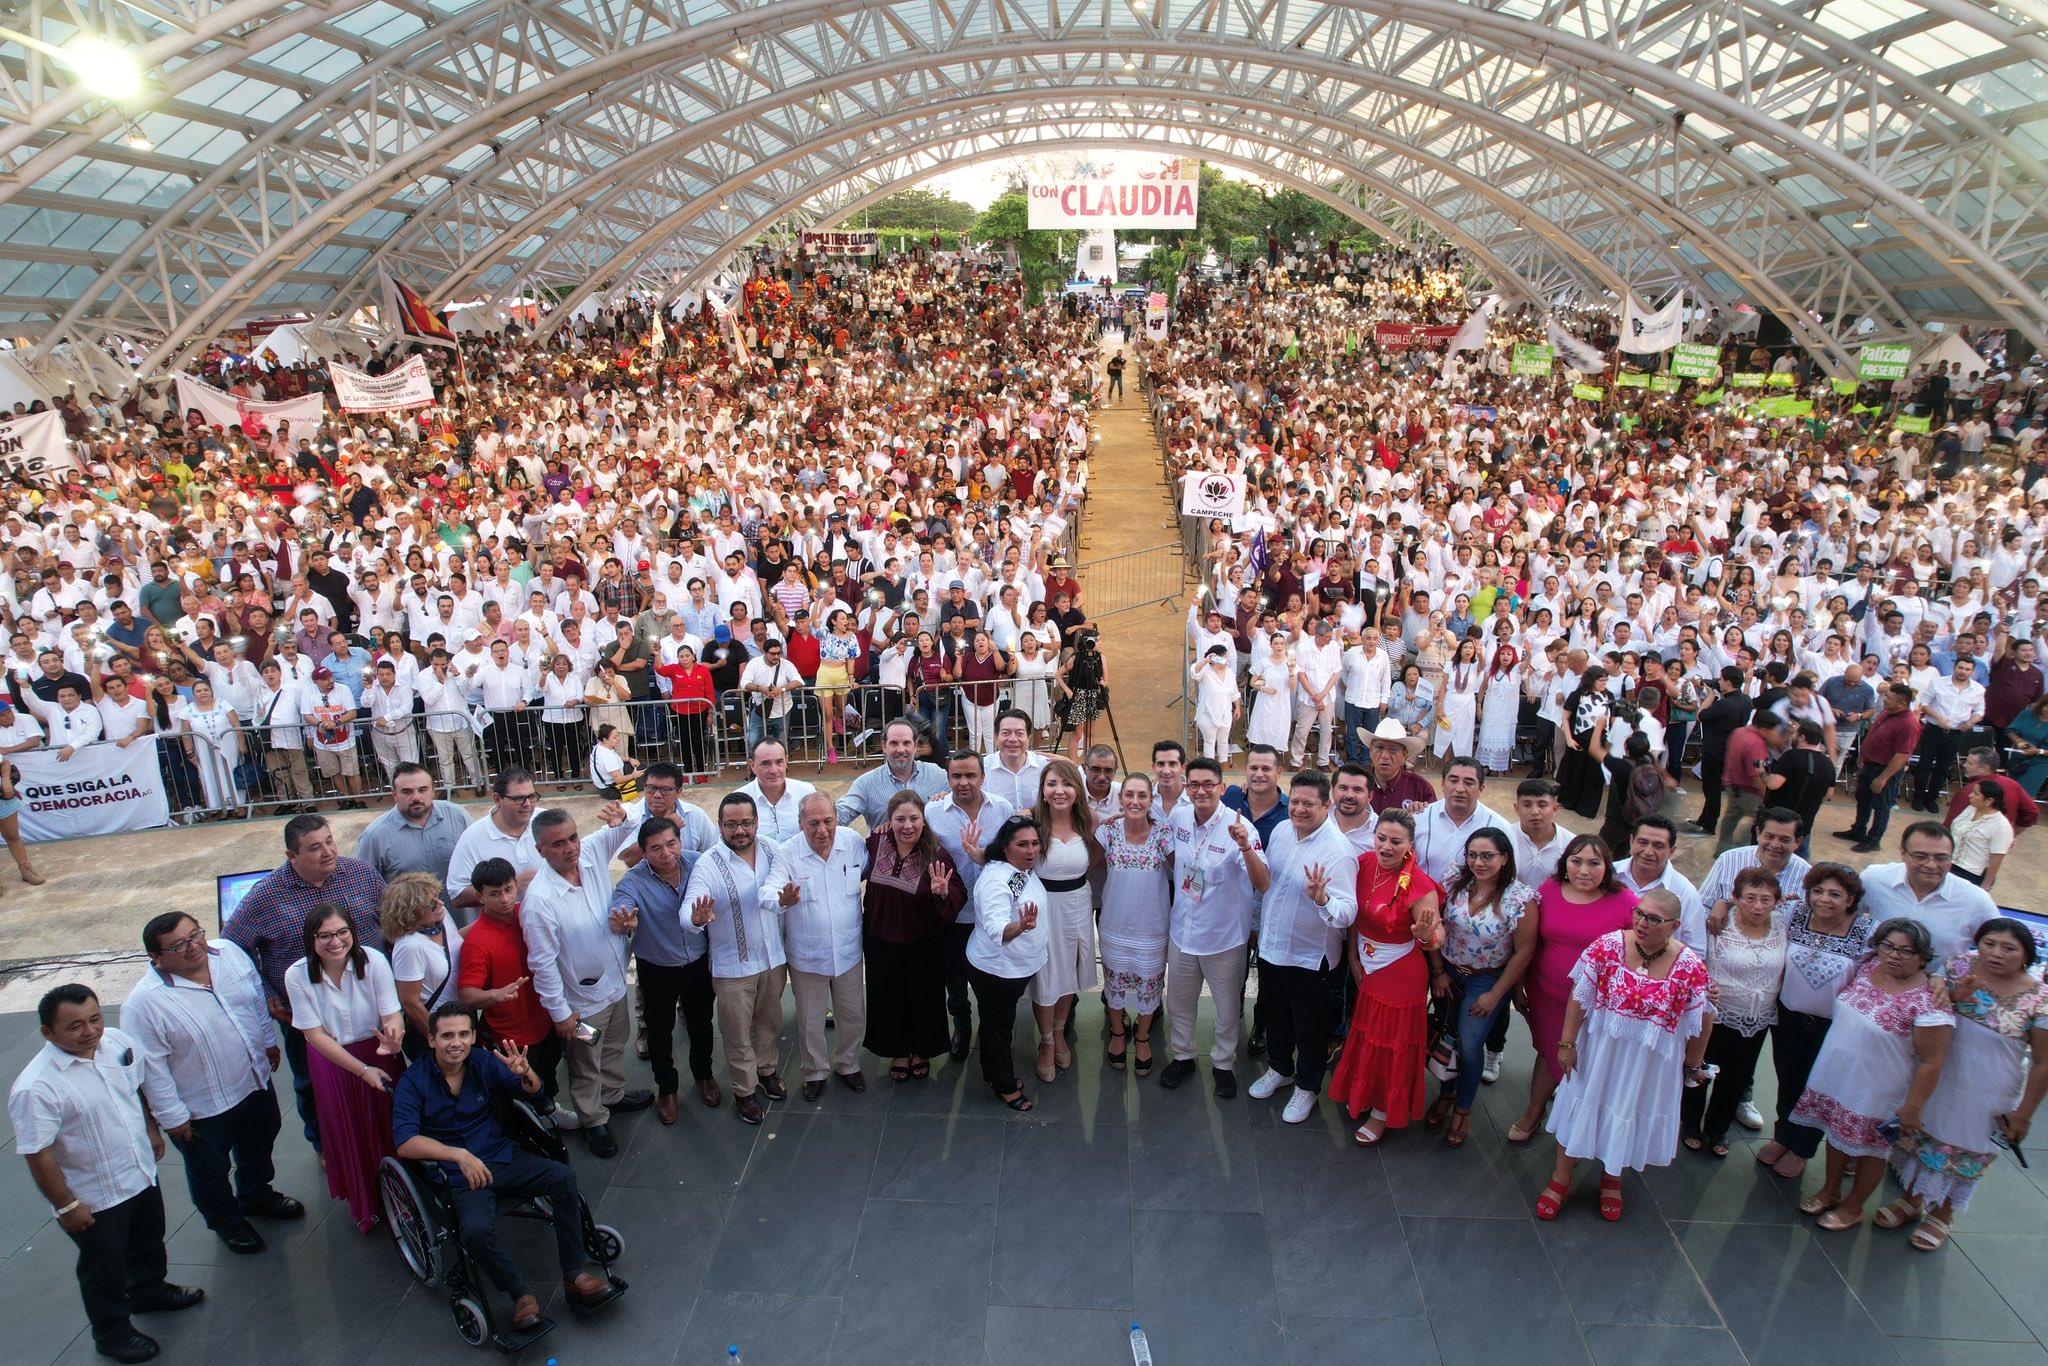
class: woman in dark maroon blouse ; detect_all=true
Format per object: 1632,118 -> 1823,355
863,790 -> 967,1080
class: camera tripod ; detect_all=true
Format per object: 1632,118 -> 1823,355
1049,690 -> 1125,765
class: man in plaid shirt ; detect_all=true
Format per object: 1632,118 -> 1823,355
222,814 -> 387,1147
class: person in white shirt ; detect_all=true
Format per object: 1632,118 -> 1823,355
243,659 -> 313,810
964,814 -> 1050,1111
737,738 -> 817,845
11,984 -> 202,1361
364,659 -> 419,782
738,638 -> 801,749
983,708 -> 1049,808
520,804 -> 649,1157
1412,758 -> 1512,885
1289,618 -> 1344,768
418,649 -> 486,796
93,672 -> 154,747
1341,627 -> 1395,763
1248,771 -> 1360,1122
23,680 -> 102,758
1857,821 -> 1996,962
684,792 -> 792,1125
1910,656 -> 1987,811
124,914 -> 301,1255
765,794 -> 871,1099
1162,756 -> 1271,1097
1614,816 -> 1707,951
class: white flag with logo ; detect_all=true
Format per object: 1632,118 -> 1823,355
1546,318 -> 1607,373
1620,292 -> 1685,354
1444,296 -> 1497,355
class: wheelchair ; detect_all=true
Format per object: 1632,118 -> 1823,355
378,1095 -> 628,1351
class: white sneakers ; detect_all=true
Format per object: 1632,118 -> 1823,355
1736,1100 -> 1765,1130
1482,1050 -> 1503,1084
1282,1088 -> 1317,1124
1248,1067 -> 1290,1100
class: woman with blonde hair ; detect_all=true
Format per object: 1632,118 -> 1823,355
1028,757 -> 1104,1082
380,872 -> 463,1059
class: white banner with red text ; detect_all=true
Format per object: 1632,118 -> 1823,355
1028,157 -> 1201,229
174,377 -> 327,438
800,229 -> 879,255
329,356 -> 436,412
2,741 -> 170,842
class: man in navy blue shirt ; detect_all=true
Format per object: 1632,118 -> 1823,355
392,1004 -> 615,1332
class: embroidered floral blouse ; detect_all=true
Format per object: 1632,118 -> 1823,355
1569,930 -> 1712,1061
1440,878 -> 1538,973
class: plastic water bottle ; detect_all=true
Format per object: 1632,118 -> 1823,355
728,1347 -> 743,1365
1129,1322 -> 1153,1366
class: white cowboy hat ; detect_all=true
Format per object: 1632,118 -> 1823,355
1361,717 -> 1426,756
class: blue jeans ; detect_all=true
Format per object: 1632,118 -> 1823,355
915,692 -> 950,744
1344,705 -> 1381,764
744,707 -> 787,751
1438,964 -> 1504,1110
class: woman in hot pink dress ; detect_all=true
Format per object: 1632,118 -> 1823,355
1508,835 -> 1639,1143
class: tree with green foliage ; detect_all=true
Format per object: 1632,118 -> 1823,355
838,187 -> 980,234
972,188 -> 1074,303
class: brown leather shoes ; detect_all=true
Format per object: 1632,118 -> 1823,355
696,1076 -> 723,1108
655,1092 -> 678,1125
511,1295 -> 543,1330
563,1271 -> 611,1304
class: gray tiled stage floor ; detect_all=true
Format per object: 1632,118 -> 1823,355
6,997 -> 2048,1366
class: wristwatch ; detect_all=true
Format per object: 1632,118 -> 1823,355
54,1199 -> 81,1217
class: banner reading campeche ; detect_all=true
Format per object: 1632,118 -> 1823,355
1028,156 -> 1200,229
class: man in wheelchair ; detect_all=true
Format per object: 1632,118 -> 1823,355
392,1003 -> 621,1333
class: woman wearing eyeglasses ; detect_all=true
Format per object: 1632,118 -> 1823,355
1754,863 -> 1874,1180
1425,827 -> 1538,1148
1789,917 -> 1954,1232
1509,835 -> 1639,1144
1678,867 -> 1787,1158
285,904 -> 404,1232
1536,888 -> 1712,1222
1881,918 -> 2048,1252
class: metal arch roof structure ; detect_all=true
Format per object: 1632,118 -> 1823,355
4,0 -> 2046,376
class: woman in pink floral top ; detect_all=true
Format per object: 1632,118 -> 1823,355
1882,918 -> 2048,1252
1789,917 -> 1953,1232
1536,888 -> 1712,1223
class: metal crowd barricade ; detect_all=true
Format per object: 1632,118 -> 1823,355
132,667 -> 1100,830
1072,543 -> 1186,621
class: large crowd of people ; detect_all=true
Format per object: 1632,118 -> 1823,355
6,240 -> 2048,1363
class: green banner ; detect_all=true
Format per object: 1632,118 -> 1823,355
1671,342 -> 1719,379
1831,377 -> 1860,395
1571,383 -> 1605,402
1766,372 -> 1795,388
1894,414 -> 1932,433
1650,375 -> 1682,393
1511,343 -> 1554,376
1858,342 -> 1911,380
1731,372 -> 1767,388
1756,396 -> 1815,418
1695,387 -> 1725,405
1615,371 -> 1650,388
1851,402 -> 1884,414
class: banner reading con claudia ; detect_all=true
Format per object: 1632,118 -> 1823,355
1028,157 -> 1200,229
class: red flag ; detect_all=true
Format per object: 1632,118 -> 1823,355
381,272 -> 459,351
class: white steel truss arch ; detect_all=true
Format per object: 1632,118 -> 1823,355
4,0 -> 2043,365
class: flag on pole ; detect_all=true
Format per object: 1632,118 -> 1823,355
1249,529 -> 1269,576
1620,291 -> 1685,354
380,273 -> 460,351
646,312 -> 665,358
1546,317 -> 1607,373
1445,296 -> 1497,355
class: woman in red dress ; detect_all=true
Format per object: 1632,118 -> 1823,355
1328,810 -> 1445,1146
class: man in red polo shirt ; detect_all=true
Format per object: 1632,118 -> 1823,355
454,857 -> 574,1125
1713,709 -> 1787,857
1832,684 -> 1923,854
